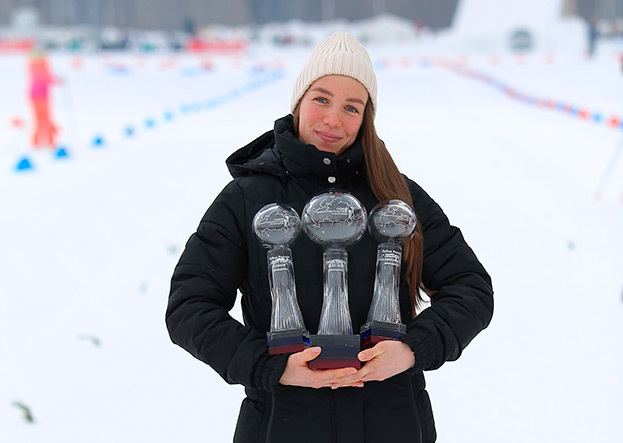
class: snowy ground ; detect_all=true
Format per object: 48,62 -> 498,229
1,35 -> 622,442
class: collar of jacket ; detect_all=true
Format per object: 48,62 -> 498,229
226,115 -> 366,185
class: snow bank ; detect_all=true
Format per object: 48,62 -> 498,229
446,0 -> 588,53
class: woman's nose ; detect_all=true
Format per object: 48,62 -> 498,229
323,108 -> 341,128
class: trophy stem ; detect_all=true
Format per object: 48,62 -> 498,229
267,246 -> 305,332
318,247 -> 353,335
367,242 -> 403,325
360,241 -> 406,349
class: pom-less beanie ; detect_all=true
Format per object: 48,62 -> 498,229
291,32 -> 377,116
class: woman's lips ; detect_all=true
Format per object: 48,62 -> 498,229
315,130 -> 341,144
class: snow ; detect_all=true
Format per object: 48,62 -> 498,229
450,0 -> 588,53
1,24 -> 623,443
453,0 -> 564,32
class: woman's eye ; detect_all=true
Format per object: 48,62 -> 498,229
346,105 -> 358,113
314,97 -> 328,104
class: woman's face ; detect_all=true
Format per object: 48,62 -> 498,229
297,75 -> 368,156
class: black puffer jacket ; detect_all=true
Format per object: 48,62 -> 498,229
166,115 -> 493,443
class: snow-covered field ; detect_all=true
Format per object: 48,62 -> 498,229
1,32 -> 622,442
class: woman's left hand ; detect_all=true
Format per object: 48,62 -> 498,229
330,340 -> 415,389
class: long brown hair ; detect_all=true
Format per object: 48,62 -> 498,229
293,100 -> 429,316
359,101 -> 429,315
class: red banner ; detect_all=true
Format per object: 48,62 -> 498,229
0,38 -> 35,53
185,38 -> 246,54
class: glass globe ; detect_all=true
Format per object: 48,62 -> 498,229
253,203 -> 301,247
368,199 -> 417,243
301,191 -> 367,247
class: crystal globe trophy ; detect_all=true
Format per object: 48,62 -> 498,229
302,191 -> 367,369
253,203 -> 310,355
360,200 -> 417,349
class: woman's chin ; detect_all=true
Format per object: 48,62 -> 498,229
315,144 -> 335,154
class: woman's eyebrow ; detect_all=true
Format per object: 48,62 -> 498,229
310,87 -> 366,106
310,87 -> 333,96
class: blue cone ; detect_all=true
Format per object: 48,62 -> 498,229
15,156 -> 33,171
124,126 -> 135,137
92,136 -> 105,147
54,146 -> 69,158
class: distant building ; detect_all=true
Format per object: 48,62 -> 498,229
0,0 -> 618,34
0,0 -> 458,31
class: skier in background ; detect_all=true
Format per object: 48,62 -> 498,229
588,17 -> 599,58
28,50 -> 60,148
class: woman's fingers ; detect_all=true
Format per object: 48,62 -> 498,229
313,366 -> 358,386
331,380 -> 364,389
296,346 -> 322,363
357,345 -> 384,363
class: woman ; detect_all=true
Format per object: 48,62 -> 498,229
166,32 -> 493,443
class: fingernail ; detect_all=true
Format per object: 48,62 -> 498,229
358,352 -> 365,360
311,347 -> 321,353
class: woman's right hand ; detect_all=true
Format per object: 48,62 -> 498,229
279,347 -> 364,389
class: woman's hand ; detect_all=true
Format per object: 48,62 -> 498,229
357,340 -> 415,382
279,347 -> 363,389
332,340 -> 415,388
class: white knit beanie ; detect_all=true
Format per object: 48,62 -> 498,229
291,32 -> 377,117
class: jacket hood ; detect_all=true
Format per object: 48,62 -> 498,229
226,114 -> 366,185
225,120 -> 286,181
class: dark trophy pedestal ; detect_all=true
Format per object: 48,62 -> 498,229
308,334 -> 361,369
268,328 -> 311,355
360,320 -> 407,349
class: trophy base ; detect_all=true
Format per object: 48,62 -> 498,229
267,329 -> 310,355
360,321 -> 407,349
308,334 -> 361,369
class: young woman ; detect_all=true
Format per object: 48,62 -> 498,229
166,32 -> 493,443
